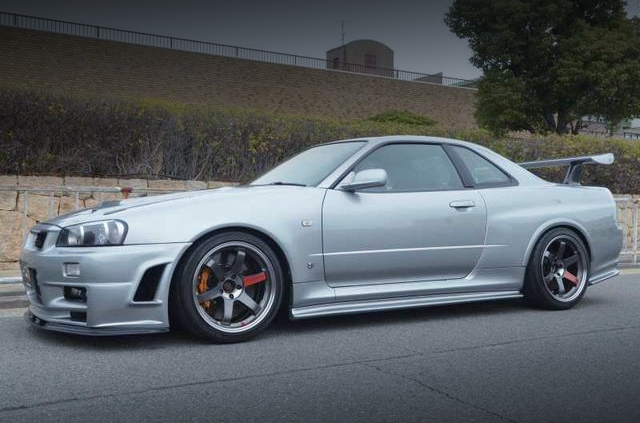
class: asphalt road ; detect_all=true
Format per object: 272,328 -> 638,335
1,273 -> 640,423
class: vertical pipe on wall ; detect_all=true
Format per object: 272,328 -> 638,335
634,201 -> 639,264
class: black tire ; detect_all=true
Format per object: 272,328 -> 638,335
171,231 -> 284,343
523,228 -> 590,310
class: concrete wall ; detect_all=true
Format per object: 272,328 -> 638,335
0,26 -> 477,129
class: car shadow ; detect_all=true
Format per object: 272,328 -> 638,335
270,298 -> 528,334
24,298 -> 530,349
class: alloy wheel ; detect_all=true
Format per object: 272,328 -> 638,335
191,241 -> 277,333
540,235 -> 588,303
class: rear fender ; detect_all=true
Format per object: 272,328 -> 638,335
522,219 -> 592,267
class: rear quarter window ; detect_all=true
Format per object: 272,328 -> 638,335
450,146 -> 513,187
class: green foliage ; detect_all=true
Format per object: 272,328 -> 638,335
445,0 -> 640,135
366,111 -> 437,126
2,88 -> 640,192
0,89 -> 442,182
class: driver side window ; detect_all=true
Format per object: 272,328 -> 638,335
353,143 -> 463,192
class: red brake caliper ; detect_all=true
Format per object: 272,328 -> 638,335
563,270 -> 579,286
243,272 -> 268,287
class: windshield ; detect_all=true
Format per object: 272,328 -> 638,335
251,141 -> 366,187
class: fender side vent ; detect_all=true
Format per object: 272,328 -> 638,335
134,264 -> 166,302
34,231 -> 47,249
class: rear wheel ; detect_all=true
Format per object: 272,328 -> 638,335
523,228 -> 589,310
172,232 -> 283,342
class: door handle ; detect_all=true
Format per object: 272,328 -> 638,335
449,200 -> 476,209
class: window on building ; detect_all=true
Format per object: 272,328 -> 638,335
364,54 -> 377,68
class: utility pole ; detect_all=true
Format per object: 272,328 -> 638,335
341,20 -> 350,70
341,20 -> 348,46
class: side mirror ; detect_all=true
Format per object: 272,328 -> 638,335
341,169 -> 388,191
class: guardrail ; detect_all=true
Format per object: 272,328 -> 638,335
0,11 -> 475,88
580,130 -> 640,140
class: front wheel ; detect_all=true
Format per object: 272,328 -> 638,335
171,232 -> 284,343
523,228 -> 590,310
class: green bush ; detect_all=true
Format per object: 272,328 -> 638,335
1,88 -> 638,192
0,89 -> 443,182
366,110 -> 437,126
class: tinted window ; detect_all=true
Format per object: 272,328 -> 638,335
251,141 -> 365,187
353,144 -> 463,192
451,146 -> 511,186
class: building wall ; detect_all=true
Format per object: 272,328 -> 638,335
0,26 -> 478,129
326,39 -> 394,76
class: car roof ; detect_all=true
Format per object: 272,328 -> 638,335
331,135 -> 476,148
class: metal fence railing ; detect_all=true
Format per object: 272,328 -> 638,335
580,130 -> 640,140
0,11 -> 476,88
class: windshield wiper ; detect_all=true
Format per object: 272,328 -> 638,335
264,181 -> 306,187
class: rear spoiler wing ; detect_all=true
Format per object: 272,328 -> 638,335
519,153 -> 614,184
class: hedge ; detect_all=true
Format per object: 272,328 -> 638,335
1,88 -> 638,192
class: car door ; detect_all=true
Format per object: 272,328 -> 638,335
321,142 -> 487,287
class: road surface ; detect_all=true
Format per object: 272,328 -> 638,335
1,272 -> 639,422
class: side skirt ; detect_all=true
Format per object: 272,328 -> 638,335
290,290 -> 523,320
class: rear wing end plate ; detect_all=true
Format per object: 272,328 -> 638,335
519,153 -> 614,184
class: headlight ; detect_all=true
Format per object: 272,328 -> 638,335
57,220 -> 128,247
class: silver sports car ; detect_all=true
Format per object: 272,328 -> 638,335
20,136 -> 623,342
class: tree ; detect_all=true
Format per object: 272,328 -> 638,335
445,0 -> 640,135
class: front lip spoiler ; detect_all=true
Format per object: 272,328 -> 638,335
24,311 -> 169,336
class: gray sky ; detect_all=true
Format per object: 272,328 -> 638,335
0,0 -> 483,80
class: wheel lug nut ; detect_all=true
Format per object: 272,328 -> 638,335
231,275 -> 236,279
236,285 -> 242,290
229,294 -> 234,299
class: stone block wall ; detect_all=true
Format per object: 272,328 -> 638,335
615,196 -> 640,263
2,174 -> 636,272
0,175 -> 234,271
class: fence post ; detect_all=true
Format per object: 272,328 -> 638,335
22,192 -> 29,241
634,201 -> 639,265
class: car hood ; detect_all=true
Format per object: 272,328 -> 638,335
45,185 -> 304,227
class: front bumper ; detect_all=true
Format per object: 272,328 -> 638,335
21,227 -> 190,336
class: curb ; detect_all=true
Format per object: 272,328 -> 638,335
0,282 -> 28,310
0,295 -> 28,310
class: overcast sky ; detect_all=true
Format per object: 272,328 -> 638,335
0,0 -> 484,80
